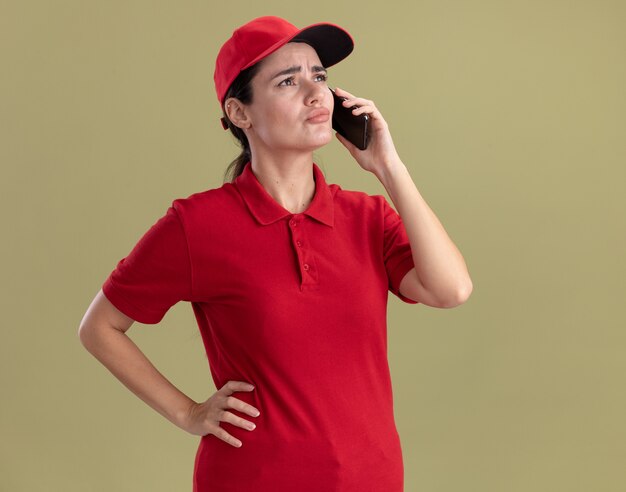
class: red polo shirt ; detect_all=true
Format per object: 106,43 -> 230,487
102,161 -> 418,491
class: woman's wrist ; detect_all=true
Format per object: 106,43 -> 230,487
174,398 -> 199,432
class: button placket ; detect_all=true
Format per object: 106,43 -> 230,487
287,214 -> 318,289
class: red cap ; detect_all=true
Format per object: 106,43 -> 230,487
214,16 -> 354,113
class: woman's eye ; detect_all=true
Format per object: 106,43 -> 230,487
278,74 -> 328,87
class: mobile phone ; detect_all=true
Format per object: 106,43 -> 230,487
330,88 -> 370,150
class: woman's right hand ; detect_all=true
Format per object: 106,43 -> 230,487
182,380 -> 260,447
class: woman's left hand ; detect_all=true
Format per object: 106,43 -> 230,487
332,87 -> 401,176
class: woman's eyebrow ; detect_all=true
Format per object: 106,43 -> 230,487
269,65 -> 327,81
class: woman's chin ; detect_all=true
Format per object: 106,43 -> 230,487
306,129 -> 334,149
266,128 -> 333,153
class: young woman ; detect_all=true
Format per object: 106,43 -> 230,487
78,15 -> 472,492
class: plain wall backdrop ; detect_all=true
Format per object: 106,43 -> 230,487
2,0 -> 625,490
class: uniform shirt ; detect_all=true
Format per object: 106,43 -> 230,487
102,161 -> 418,492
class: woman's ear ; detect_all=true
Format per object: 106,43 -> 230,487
224,97 -> 251,130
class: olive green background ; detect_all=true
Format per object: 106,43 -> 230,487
2,0 -> 625,490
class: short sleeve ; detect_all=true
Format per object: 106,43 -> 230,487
101,205 -> 193,324
381,196 -> 419,304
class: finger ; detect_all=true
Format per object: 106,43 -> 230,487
212,425 -> 243,448
350,105 -> 375,116
349,103 -> 382,122
220,410 -> 257,431
223,380 -> 255,395
225,395 -> 261,418
335,86 -> 355,98
342,98 -> 374,110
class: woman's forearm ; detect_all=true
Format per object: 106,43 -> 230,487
79,324 -> 196,431
376,159 -> 473,305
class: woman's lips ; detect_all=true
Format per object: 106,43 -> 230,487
306,108 -> 330,123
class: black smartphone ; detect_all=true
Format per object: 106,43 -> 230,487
330,88 -> 370,150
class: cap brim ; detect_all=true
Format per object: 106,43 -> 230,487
240,22 -> 354,72
291,23 -> 354,67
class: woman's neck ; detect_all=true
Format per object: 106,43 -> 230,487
249,153 -> 317,214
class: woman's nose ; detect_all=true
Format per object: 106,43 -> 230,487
304,80 -> 326,105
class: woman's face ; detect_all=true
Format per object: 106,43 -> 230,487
242,42 -> 334,154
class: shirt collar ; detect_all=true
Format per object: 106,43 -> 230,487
234,161 -> 334,227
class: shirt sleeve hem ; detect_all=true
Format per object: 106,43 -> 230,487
102,279 -> 165,324
389,255 -> 419,304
